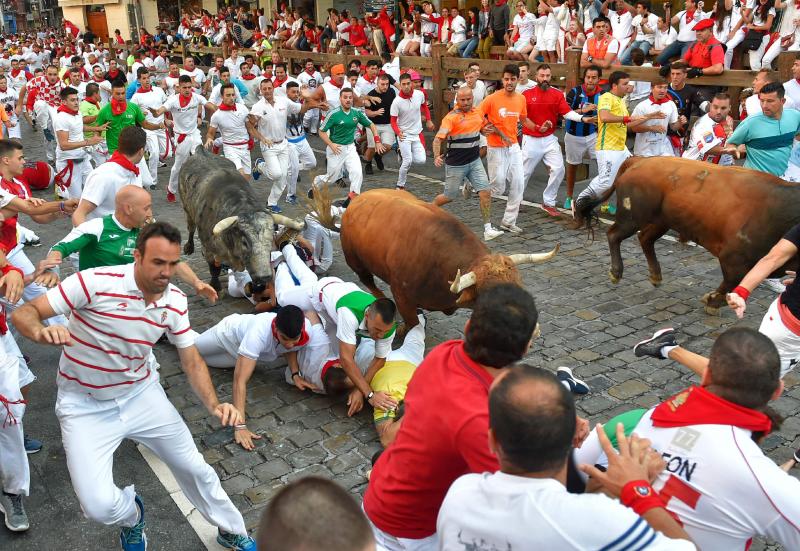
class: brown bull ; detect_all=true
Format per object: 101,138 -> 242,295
594,157 -> 800,312
320,188 -> 559,327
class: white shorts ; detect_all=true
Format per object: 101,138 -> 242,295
222,143 -> 252,174
541,33 -> 558,51
367,123 -> 396,149
564,133 -> 597,165
513,38 -> 533,52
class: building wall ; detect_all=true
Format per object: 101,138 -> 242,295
61,4 -> 85,29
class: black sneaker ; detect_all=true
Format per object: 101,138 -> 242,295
365,162 -> 373,175
634,328 -> 678,359
557,367 -> 590,395
375,155 -> 384,171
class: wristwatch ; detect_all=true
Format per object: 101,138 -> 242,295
292,371 -> 303,380
366,390 -> 375,401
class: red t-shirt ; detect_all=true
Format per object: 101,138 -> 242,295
683,37 -> 724,69
363,340 -> 499,539
522,86 -> 574,137
0,177 -> 31,253
349,23 -> 368,47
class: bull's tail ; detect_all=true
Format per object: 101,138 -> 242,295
575,157 -> 639,239
303,183 -> 342,233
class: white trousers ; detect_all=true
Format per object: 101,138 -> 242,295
262,140 -> 290,206
227,270 -> 255,305
144,128 -> 168,183
576,148 -> 631,203
194,315 -> 246,368
89,142 -> 109,167
168,129 -> 202,193
55,156 -> 92,200
759,298 -> 800,378
370,520 -> 438,551
56,382 -> 247,535
33,100 -> 56,162
725,29 -> 746,69
275,244 -> 318,311
397,135 -> 426,189
3,114 -> 20,139
303,108 -> 320,134
288,138 -> 317,196
749,34 -> 771,71
522,134 -> 565,208
0,331 -> 28,495
4,247 -> 68,327
762,38 -> 783,69
487,144 -> 525,226
323,143 -> 363,194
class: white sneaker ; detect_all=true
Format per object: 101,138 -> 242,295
763,278 -> 786,293
500,222 -> 523,234
484,227 -> 503,241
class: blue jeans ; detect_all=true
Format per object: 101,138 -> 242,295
656,40 -> 691,66
620,40 -> 652,65
459,37 -> 479,58
444,158 -> 489,199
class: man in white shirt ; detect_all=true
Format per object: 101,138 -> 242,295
53,86 -> 105,200
285,82 -> 320,204
621,1 -> 659,64
297,59 -> 322,134
578,327 -> 800,551
152,48 -> 169,83
656,0 -> 708,65
208,67 -> 244,106
438,364 -> 696,550
147,76 -> 217,203
356,60 -> 381,97
783,59 -> 800,106
0,76 -> 20,140
515,63 -> 535,93
206,84 -> 256,178
130,67 -> 168,185
746,68 -> 797,117
605,0 -> 635,59
72,126 -> 148,225
682,92 -> 735,165
652,16 -> 678,58
11,222 -> 258,551
238,63 -> 263,109
250,79 -> 319,211
507,1 -> 538,60
630,78 -> 680,157
224,45 -> 245,80
391,74 -> 434,191
180,56 -> 206,94
271,63 -> 299,99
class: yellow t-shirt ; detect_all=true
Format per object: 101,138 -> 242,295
371,360 -> 417,423
596,92 -> 629,152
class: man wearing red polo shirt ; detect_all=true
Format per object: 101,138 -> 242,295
363,284 -> 588,550
521,64 -> 595,218
683,18 -> 724,102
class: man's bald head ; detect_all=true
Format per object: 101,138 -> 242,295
116,185 -> 153,228
456,86 -> 474,112
489,364 -> 576,474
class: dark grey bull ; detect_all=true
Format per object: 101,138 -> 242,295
179,146 -> 305,293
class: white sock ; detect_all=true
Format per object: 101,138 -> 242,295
484,223 -> 492,232
660,345 -> 678,359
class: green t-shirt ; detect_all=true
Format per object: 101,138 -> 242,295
79,100 -> 105,140
51,214 -> 138,270
321,107 -> 372,145
95,101 -> 145,153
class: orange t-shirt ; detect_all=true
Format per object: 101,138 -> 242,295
478,90 -> 527,148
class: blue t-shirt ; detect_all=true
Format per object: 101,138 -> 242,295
729,109 -> 800,176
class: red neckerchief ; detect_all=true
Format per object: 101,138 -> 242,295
616,8 -> 627,15
796,78 -> 800,85
107,150 -> 139,175
329,78 -> 343,88
364,74 -> 376,83
10,69 -> 20,78
178,93 -> 192,108
649,94 -> 671,105
652,385 -> 772,433
84,97 -> 99,107
218,103 -> 237,111
107,69 -> 119,80
273,76 -> 287,87
305,68 -> 316,76
92,76 -> 105,83
110,98 -> 127,116
242,74 -> 256,80
399,90 -> 413,99
135,85 -> 152,94
685,9 -> 696,23
271,318 -> 310,347
57,105 -> 78,115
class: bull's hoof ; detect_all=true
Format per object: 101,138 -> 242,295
700,292 -> 712,305
608,270 -> 620,284
184,242 -> 194,256
704,305 -> 721,316
210,278 -> 221,292
649,274 -> 663,287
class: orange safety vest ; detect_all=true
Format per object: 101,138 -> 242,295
586,36 -> 616,62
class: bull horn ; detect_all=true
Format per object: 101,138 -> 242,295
508,243 -> 561,265
449,269 -> 478,294
212,216 -> 239,235
271,213 -> 306,231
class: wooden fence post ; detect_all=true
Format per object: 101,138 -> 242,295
565,48 -> 581,92
431,43 -> 448,123
777,51 -> 797,84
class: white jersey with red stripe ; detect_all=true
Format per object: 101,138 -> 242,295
682,113 -> 734,165
46,263 -> 196,400
577,408 -> 800,550
163,93 -> 207,135
210,104 -> 250,144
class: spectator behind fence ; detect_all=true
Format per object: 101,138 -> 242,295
257,477 -> 375,551
437,364 -> 695,549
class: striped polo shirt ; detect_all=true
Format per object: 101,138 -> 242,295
565,85 -> 602,137
47,262 -> 196,400
436,107 -> 483,166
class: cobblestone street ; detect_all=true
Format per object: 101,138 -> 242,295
2,124 -> 794,550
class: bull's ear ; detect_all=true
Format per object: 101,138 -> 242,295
212,216 -> 240,235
